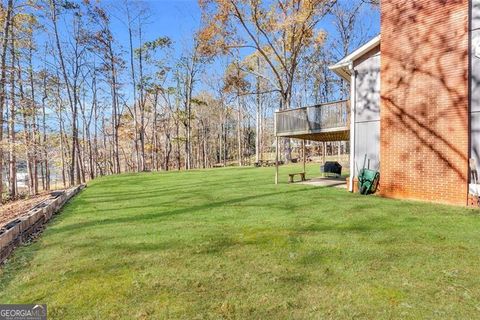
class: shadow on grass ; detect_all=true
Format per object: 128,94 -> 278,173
51,188 -> 313,236
81,176 -> 265,202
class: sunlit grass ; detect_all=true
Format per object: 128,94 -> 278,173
0,164 -> 479,319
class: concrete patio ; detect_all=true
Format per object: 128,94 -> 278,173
297,176 -> 347,188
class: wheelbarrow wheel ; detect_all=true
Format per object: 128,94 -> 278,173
360,184 -> 369,195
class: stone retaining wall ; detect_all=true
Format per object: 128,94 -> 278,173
0,185 -> 86,264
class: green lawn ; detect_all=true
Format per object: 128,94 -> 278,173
1,165 -> 480,319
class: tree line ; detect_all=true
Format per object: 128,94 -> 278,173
0,0 -> 377,203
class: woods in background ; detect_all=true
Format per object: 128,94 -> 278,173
0,0 -> 378,203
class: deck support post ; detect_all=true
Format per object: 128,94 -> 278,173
323,141 -> 326,164
302,139 -> 306,173
275,137 -> 279,184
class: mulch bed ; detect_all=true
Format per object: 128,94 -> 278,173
0,194 -> 52,228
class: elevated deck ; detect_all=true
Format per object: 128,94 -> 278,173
275,100 -> 350,141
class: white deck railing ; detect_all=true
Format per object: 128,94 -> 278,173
275,100 -> 350,137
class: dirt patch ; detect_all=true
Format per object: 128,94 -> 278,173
0,194 -> 52,228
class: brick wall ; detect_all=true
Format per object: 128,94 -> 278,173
380,0 -> 470,205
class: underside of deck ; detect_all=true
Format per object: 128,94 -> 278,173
277,129 -> 349,142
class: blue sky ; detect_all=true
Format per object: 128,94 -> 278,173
107,0 -> 202,57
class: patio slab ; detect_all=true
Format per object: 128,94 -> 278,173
297,176 -> 347,188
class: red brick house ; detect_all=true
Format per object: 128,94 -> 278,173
330,0 -> 478,206
276,0 -> 479,206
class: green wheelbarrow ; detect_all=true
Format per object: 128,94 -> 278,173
357,168 -> 380,195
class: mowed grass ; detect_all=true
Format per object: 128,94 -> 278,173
1,165 -> 480,319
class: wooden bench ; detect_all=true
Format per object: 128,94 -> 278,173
288,172 -> 306,183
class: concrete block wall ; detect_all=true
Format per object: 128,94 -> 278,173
0,185 -> 85,264
380,0 -> 470,205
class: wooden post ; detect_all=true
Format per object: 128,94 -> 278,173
275,137 -> 279,184
302,139 -> 306,173
323,141 -> 326,164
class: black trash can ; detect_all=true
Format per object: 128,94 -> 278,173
322,161 -> 342,177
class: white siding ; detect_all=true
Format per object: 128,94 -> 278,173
353,48 -> 381,174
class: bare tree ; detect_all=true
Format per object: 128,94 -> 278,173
0,0 -> 14,203
176,39 -> 205,170
8,26 -> 15,198
199,0 -> 335,110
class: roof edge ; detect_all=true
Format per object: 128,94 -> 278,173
329,35 -> 381,81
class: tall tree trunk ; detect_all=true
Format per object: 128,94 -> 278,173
151,90 -> 159,171
236,95 -> 242,166
186,101 -> 192,170
0,0 -> 13,203
53,70 -> 67,188
27,45 -> 39,194
88,87 -> 96,180
41,69 -> 50,191
107,39 -> 121,174
202,125 -> 207,168
93,86 -> 99,178
8,33 -> 16,199
175,106 -> 181,171
223,116 -> 227,167
165,133 -> 171,171
138,24 -> 146,171
17,60 -> 33,194
127,20 -> 140,172
255,55 -> 261,163
59,111 -> 67,188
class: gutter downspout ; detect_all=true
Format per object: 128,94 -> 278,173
349,63 -> 356,192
